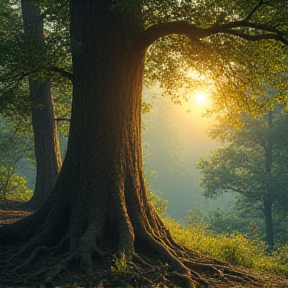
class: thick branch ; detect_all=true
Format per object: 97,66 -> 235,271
135,21 -> 208,51
135,17 -> 288,52
208,20 -> 284,34
12,66 -> 73,88
226,30 -> 288,45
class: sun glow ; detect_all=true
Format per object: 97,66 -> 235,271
195,92 -> 206,105
182,90 -> 212,114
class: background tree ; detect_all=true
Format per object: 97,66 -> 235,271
0,116 -> 33,201
21,0 -> 61,208
1,1 -> 288,287
197,107 -> 288,247
0,0 -> 72,208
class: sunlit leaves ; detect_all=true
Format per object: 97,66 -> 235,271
0,116 -> 34,200
0,0 -> 72,129
2,0 -> 287,126
143,0 -> 288,121
165,217 -> 274,271
0,168 -> 33,201
197,107 -> 288,216
198,144 -> 264,198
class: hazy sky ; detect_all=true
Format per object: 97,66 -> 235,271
142,86 -> 222,220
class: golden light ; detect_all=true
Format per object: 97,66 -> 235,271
195,92 -> 206,105
182,90 -> 212,114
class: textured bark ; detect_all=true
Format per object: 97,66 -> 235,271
21,0 -> 61,209
0,2 -> 198,286
263,198 -> 274,247
0,1 -> 280,287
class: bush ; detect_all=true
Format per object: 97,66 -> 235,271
271,244 -> 288,277
164,217 -> 286,274
0,167 -> 33,201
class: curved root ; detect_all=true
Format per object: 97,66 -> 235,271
136,225 -> 206,288
10,246 -> 49,273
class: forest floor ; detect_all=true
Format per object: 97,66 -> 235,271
1,200 -> 288,288
0,199 -> 32,225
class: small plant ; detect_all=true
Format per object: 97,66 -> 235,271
111,253 -> 130,276
111,253 -> 148,287
193,282 -> 206,288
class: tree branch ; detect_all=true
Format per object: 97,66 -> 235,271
224,185 -> 245,195
135,14 -> 288,51
49,66 -> 73,82
55,117 -> 70,122
225,30 -> 288,45
13,66 -> 73,87
135,21 -> 208,51
208,20 -> 282,34
243,0 -> 266,21
207,20 -> 288,46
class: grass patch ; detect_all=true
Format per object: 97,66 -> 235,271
164,217 -> 288,277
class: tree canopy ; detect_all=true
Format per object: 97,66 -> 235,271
1,1 -> 288,287
197,107 -> 288,246
144,0 -> 288,120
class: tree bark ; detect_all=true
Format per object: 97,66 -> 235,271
0,2 -> 198,287
263,110 -> 274,247
21,0 -> 61,209
1,1 -> 286,287
263,198 -> 274,247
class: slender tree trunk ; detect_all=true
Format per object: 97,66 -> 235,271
265,111 -> 273,174
21,0 -> 62,209
262,110 -> 274,247
263,198 -> 274,247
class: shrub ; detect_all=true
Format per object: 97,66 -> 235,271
0,167 -> 33,201
164,217 -> 284,274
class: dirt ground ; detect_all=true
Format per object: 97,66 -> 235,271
0,199 -> 32,225
1,200 -> 288,288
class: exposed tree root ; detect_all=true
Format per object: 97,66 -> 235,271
0,213 -> 285,288
10,246 -> 50,273
2,236 -> 288,288
1,187 -> 287,288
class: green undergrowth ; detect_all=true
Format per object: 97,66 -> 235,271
3,192 -> 288,286
164,217 -> 288,277
0,168 -> 33,202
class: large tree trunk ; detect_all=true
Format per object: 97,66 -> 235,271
0,1 -> 267,287
21,0 -> 62,209
0,2 -> 197,287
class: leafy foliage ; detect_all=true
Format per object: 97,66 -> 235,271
205,202 -> 265,238
0,169 -> 33,201
0,116 -> 33,200
0,0 -> 72,129
0,1 -> 31,121
148,190 -> 168,217
197,107 -> 288,245
144,0 -> 288,123
165,216 -> 288,275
